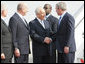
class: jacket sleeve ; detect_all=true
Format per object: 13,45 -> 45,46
29,22 -> 44,44
1,27 -> 3,53
65,16 -> 75,47
9,17 -> 18,48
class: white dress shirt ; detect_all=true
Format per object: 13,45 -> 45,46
59,11 -> 67,21
37,17 -> 45,29
45,14 -> 51,20
1,16 -> 8,26
16,12 -> 27,26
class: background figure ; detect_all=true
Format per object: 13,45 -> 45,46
9,2 -> 30,63
44,4 -> 58,63
55,2 -> 76,63
1,3 -> 13,63
29,7 -> 55,63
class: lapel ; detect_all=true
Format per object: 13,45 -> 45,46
44,20 -> 49,29
1,19 -> 11,32
1,19 -> 8,28
15,13 -> 29,30
58,12 -> 67,30
35,18 -> 46,30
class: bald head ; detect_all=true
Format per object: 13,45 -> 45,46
35,7 -> 46,20
17,2 -> 28,16
1,3 -> 8,17
44,4 -> 52,15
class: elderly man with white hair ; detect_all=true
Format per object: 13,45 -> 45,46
55,2 -> 76,63
1,3 -> 13,63
9,2 -> 30,63
29,7 -> 55,63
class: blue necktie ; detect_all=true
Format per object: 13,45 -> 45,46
57,16 -> 62,29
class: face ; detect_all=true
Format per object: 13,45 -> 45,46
44,5 -> 52,15
37,9 -> 46,20
56,6 -> 62,16
2,8 -> 8,17
21,6 -> 28,16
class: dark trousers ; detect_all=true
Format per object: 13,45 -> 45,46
58,52 -> 75,63
1,58 -> 12,63
33,54 -> 56,63
14,54 -> 28,63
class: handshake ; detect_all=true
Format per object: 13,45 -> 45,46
44,37 -> 52,44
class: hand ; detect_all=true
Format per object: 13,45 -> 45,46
64,46 -> 69,54
44,37 -> 52,44
14,48 -> 20,57
1,53 -> 5,60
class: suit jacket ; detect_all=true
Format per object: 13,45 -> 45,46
29,18 -> 55,56
9,13 -> 30,54
46,14 -> 58,36
1,19 -> 13,59
56,12 -> 76,53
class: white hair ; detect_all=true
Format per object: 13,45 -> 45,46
35,6 -> 44,15
1,3 -> 7,13
56,2 -> 67,11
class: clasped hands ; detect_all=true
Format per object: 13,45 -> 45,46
44,37 -> 52,44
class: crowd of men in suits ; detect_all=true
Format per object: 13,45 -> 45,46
1,2 -> 76,63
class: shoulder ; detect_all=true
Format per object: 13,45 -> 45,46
65,12 -> 74,20
29,18 -> 37,24
29,18 -> 38,26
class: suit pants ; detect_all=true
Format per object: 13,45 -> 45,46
14,54 -> 28,63
1,58 -> 12,63
33,54 -> 56,63
58,52 -> 75,63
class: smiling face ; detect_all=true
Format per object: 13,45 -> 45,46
56,6 -> 62,16
37,8 -> 46,20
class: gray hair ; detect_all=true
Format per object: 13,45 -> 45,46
35,6 -> 44,14
17,2 -> 28,11
56,2 -> 67,11
1,3 -> 7,13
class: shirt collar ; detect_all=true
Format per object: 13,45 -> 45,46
1,16 -> 5,21
16,12 -> 23,19
46,14 -> 51,18
36,17 -> 45,22
60,11 -> 67,19
36,17 -> 41,22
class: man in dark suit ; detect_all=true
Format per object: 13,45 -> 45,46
55,2 -> 76,63
1,3 -> 13,63
29,7 -> 55,63
9,2 -> 30,63
43,4 -> 58,63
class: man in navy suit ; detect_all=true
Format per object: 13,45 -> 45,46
29,7 -> 55,63
9,2 -> 30,63
55,2 -> 76,63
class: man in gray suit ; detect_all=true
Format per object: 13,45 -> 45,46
1,3 -> 13,63
9,2 -> 30,63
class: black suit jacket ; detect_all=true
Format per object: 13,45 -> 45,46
56,12 -> 76,53
9,13 -> 30,54
29,18 -> 55,56
1,19 -> 13,59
